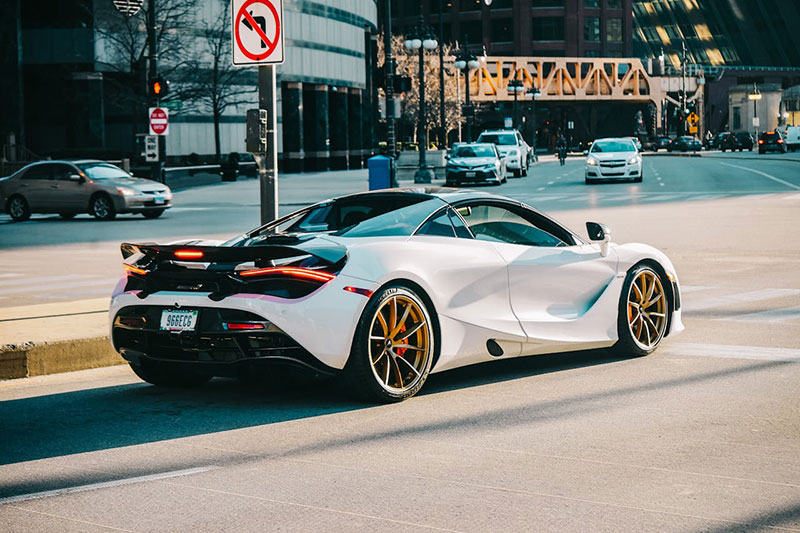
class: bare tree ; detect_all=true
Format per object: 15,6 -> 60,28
185,0 -> 255,162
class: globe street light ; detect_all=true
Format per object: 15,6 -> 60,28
507,77 -> 525,129
405,19 -> 438,183
748,83 -> 761,137
525,86 -> 541,162
454,37 -> 480,142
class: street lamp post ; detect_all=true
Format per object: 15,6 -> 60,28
524,86 -> 541,162
748,83 -> 761,138
507,77 -> 525,129
405,18 -> 438,183
438,0 -> 446,148
454,37 -> 479,142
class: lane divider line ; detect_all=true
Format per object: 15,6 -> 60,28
719,161 -> 800,190
0,467 -> 216,506
668,343 -> 800,362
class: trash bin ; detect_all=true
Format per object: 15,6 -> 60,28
221,152 -> 240,182
367,155 -> 396,190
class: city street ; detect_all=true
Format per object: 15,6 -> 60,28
2,153 -> 800,531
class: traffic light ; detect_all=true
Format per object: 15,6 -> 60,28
149,76 -> 169,98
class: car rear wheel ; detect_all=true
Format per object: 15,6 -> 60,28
129,360 -> 211,387
7,195 -> 31,222
612,265 -> 669,357
343,285 -> 435,403
142,208 -> 165,219
90,194 -> 116,220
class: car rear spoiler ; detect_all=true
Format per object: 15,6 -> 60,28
120,238 -> 347,266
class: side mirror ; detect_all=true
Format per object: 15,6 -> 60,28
582,150 -> 588,156
69,174 -> 84,182
445,154 -> 450,160
586,221 -> 611,257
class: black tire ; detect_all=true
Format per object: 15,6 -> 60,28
142,208 -> 165,219
611,264 -> 670,358
129,360 -> 211,387
90,194 -> 116,220
521,163 -> 528,176
59,213 -> 76,220
342,285 -> 435,403
7,195 -> 31,222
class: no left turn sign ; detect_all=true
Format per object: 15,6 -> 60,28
231,0 -> 284,66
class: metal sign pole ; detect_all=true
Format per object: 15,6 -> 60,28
258,64 -> 278,225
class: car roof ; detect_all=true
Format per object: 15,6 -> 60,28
325,187 -> 516,206
479,129 -> 518,134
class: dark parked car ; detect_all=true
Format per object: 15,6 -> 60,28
668,136 -> 702,152
705,132 -> 729,150
721,132 -> 754,151
652,136 -> 672,151
758,131 -> 788,154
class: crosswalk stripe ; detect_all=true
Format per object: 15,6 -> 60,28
717,306 -> 800,324
0,278 -> 120,296
33,287 -> 116,300
684,288 -> 800,312
668,343 -> 800,362
0,273 -> 25,279
0,274 -> 94,287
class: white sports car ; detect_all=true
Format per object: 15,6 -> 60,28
110,188 -> 683,402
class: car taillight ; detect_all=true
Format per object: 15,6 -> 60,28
124,264 -> 148,275
224,322 -> 265,330
778,139 -> 783,143
758,140 -> 764,144
174,250 -> 204,259
238,266 -> 336,282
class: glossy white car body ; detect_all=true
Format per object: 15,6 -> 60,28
110,189 -> 682,381
585,138 -> 643,183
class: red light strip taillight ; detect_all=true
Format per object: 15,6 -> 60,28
344,286 -> 373,298
224,322 -> 265,330
238,267 -> 335,282
124,264 -> 148,275
174,249 -> 204,259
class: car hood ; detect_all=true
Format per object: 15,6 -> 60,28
448,157 -> 497,166
495,146 -> 519,155
93,176 -> 169,192
587,152 -> 634,161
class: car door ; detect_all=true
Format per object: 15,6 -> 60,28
455,200 -> 619,351
16,164 -> 53,211
50,163 -> 86,212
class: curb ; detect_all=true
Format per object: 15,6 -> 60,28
0,337 -> 124,380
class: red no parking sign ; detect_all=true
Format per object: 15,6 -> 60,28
231,0 -> 284,66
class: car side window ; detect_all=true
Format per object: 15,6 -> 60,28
53,164 -> 76,181
21,165 -> 50,180
416,208 -> 456,238
457,203 -> 570,247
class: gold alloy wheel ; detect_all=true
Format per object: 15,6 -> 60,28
627,269 -> 667,350
368,295 -> 431,393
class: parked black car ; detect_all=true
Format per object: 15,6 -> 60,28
668,136 -> 702,152
652,136 -> 672,151
721,132 -> 755,151
758,131 -> 788,154
705,132 -> 729,150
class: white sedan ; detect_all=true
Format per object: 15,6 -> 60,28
585,138 -> 643,184
111,189 -> 682,403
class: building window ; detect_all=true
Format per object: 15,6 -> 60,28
491,0 -> 514,8
460,0 -> 481,11
607,18 -> 623,42
461,19 -> 483,44
532,0 -> 564,6
584,0 -> 600,8
733,106 -> 741,130
585,50 -> 600,57
532,17 -> 565,41
491,18 -> 513,42
607,0 -> 623,9
584,17 -> 600,42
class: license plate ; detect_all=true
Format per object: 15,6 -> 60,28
160,309 -> 198,331
465,171 -> 476,177
154,196 -> 165,204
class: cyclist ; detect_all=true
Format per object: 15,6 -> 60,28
556,133 -> 568,166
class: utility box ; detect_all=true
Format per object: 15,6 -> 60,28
367,155 -> 396,190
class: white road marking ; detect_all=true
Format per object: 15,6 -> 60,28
690,194 -> 725,200
659,182 -> 665,187
782,193 -> 800,200
0,274 -> 93,287
33,287 -> 115,299
547,181 -> 554,185
537,186 -> 545,191
668,343 -> 800,362
718,306 -> 800,324
684,288 -> 800,312
0,467 -> 215,505
0,278 -> 120,296
0,274 -> 24,279
719,161 -> 800,190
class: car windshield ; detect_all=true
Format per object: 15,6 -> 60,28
455,145 -> 495,158
232,194 -> 442,244
479,133 -> 517,146
590,140 -> 635,153
77,162 -> 130,180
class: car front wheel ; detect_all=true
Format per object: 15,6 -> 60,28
90,194 -> 116,220
612,264 -> 669,357
343,285 -> 435,403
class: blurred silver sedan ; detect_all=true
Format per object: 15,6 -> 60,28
0,160 -> 172,221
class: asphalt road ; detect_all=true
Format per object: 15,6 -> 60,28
1,152 -> 800,531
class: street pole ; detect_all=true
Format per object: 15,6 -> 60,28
464,36 -> 472,143
258,65 -> 278,224
384,0 -> 395,157
531,92 -> 537,162
513,84 -> 519,129
680,39 -> 687,137
417,44 -> 428,179
147,0 -> 164,183
438,0 -> 446,148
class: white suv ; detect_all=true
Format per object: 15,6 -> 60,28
477,129 -> 530,177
